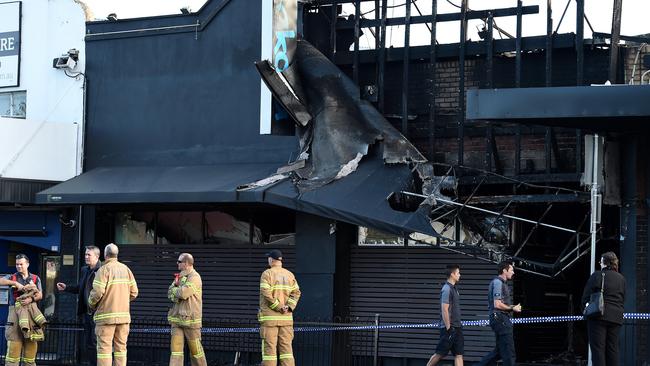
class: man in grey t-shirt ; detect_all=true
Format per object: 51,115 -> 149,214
427,264 -> 464,366
476,261 -> 522,366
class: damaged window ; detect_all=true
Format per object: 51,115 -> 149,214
358,227 -> 404,246
114,212 -> 156,244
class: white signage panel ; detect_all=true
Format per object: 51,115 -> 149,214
0,2 -> 21,88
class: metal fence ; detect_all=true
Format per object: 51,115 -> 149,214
0,317 -> 377,366
0,319 -> 81,365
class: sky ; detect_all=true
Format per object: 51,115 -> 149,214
82,0 -> 650,47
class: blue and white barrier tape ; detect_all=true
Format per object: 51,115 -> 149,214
4,313 -> 650,334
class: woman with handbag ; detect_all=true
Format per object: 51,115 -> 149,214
581,251 -> 626,366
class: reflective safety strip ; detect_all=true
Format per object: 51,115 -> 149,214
93,280 -> 106,287
30,333 -> 44,341
106,279 -> 136,286
97,353 -> 112,359
114,351 -> 127,358
191,338 -> 204,359
270,284 -> 299,291
261,341 -> 277,361
279,353 -> 294,359
94,312 -> 130,321
259,315 -> 293,322
269,299 -> 280,310
14,302 -> 21,309
21,356 -> 36,363
167,316 -> 202,325
171,352 -> 184,357
6,341 -> 20,363
34,314 -> 45,323
287,298 -> 297,305
19,319 -> 29,325
260,282 -> 271,289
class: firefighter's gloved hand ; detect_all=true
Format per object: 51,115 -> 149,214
280,305 -> 289,314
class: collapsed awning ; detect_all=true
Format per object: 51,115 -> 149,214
35,162 -> 437,237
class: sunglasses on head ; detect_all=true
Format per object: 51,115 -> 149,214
177,260 -> 182,264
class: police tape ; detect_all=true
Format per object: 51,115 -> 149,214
3,313 -> 649,334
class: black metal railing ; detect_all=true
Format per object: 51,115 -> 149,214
0,319 -> 81,365
0,316 -> 376,366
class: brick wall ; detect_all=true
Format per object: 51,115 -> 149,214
624,45 -> 650,85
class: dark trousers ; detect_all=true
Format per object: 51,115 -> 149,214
80,313 -> 97,366
587,319 -> 621,366
476,313 -> 515,366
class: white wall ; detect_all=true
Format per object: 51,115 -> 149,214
0,0 -> 86,181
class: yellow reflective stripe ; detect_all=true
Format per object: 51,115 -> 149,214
30,333 -> 44,340
107,279 -> 134,286
94,312 -> 130,321
279,353 -> 294,359
19,319 -> 29,324
287,298 -> 297,305
21,356 -> 36,362
93,280 -> 106,287
270,284 -> 299,291
6,357 -> 20,363
263,355 -> 278,360
192,352 -> 205,359
14,302 -> 21,308
171,352 -> 184,356
114,351 -> 127,357
97,353 -> 112,359
167,316 -> 202,325
34,314 -> 45,322
259,315 -> 293,321
260,283 -> 271,289
269,299 -> 280,310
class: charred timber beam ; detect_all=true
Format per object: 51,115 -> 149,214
333,33 -> 576,64
467,194 -> 589,204
335,5 -> 539,29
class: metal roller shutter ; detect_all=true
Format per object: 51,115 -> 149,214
349,246 -> 498,362
119,245 -> 296,320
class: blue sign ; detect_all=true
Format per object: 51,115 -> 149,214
272,0 -> 296,72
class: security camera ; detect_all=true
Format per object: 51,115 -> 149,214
53,56 -> 76,70
106,13 -> 117,21
58,213 -> 77,228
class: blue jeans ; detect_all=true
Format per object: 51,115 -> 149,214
476,312 -> 515,366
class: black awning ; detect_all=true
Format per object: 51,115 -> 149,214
35,164 -> 280,204
36,162 -> 436,237
466,85 -> 650,130
254,158 -> 437,237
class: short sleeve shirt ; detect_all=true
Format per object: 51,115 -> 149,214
440,281 -> 462,328
3,273 -> 42,306
487,276 -> 511,314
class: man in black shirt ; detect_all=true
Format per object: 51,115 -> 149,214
427,264 -> 464,366
57,246 -> 102,366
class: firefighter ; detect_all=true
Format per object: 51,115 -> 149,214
259,249 -> 301,366
0,254 -> 43,366
167,253 -> 206,366
88,243 -> 138,366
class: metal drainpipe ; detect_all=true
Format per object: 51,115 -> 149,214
373,313 -> 380,366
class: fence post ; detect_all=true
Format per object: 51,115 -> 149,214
373,313 -> 380,366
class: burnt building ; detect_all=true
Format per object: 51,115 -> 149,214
28,0 -> 650,365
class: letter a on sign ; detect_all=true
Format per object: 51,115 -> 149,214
272,0 -> 296,72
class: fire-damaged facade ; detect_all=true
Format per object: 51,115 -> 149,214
23,0 -> 650,365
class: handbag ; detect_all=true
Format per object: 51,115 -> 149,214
583,271 -> 605,318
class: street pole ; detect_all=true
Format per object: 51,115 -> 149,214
588,133 -> 601,366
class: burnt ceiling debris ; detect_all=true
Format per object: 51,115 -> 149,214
255,39 -> 593,277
